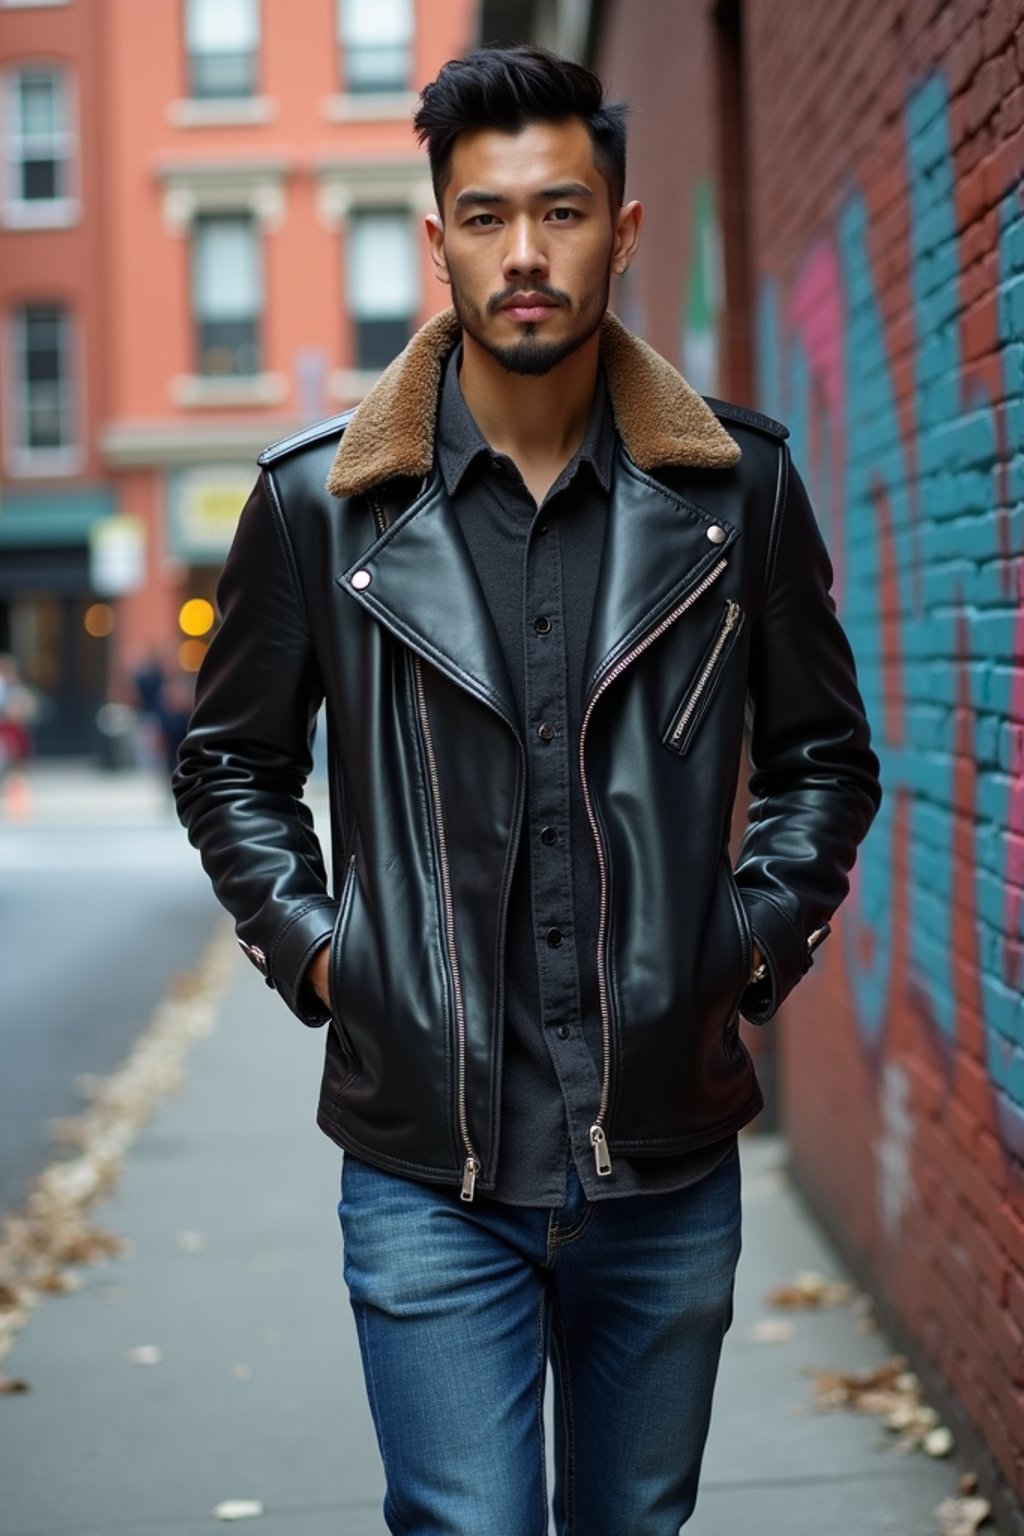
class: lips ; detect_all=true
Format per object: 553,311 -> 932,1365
501,294 -> 558,322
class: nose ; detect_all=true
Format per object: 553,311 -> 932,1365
501,216 -> 548,281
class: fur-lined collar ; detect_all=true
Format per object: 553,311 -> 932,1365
326,308 -> 739,498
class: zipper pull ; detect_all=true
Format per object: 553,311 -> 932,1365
460,1156 -> 481,1202
725,599 -> 740,627
590,1124 -> 612,1177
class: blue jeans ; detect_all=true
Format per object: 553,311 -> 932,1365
338,1142 -> 742,1535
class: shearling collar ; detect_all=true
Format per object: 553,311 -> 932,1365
325,307 -> 740,499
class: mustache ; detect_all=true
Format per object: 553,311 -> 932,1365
487,282 -> 571,315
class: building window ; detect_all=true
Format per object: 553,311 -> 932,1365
339,0 -> 413,95
192,214 -> 262,376
186,0 -> 259,100
347,209 -> 418,369
4,68 -> 75,219
11,303 -> 76,459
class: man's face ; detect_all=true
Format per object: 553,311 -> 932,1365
427,119 -> 637,376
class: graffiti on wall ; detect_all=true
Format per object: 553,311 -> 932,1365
757,73 -> 1024,1222
680,179 -> 722,395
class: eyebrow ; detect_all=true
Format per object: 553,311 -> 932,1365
452,182 -> 595,211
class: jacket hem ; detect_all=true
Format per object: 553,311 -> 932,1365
318,1084 -> 765,1178
317,1108 -> 471,1188
607,1084 -> 765,1155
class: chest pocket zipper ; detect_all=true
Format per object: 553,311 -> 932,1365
664,599 -> 744,756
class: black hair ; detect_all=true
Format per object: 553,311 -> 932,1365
413,45 -> 628,210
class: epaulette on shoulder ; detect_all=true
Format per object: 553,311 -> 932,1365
702,396 -> 789,443
257,409 -> 356,468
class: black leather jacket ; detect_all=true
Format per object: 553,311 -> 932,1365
174,310 -> 881,1200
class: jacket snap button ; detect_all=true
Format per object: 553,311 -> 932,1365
533,615 -> 552,634
556,1024 -> 571,1040
351,568 -> 372,589
706,524 -> 726,544
540,826 -> 558,845
546,927 -> 563,948
537,722 -> 556,741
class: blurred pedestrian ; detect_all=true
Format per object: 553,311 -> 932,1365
174,44 -> 882,1535
0,652 -> 39,780
130,651 -> 166,769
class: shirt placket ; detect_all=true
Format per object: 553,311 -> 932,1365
522,501 -> 605,1193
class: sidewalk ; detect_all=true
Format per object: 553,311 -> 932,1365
1,759 -> 176,827
0,942 -> 980,1536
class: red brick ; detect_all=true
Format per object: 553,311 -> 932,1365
1009,1267 -> 1024,1332
977,1281 -> 1024,1381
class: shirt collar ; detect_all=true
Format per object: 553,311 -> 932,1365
436,343 -> 616,498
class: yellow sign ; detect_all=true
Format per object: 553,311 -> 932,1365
169,466 -> 253,560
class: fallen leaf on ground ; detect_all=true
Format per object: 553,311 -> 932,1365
766,1269 -> 855,1309
213,1499 -> 265,1520
125,1344 -> 162,1366
0,934 -> 234,1367
923,1426 -> 955,1457
935,1494 -> 991,1535
750,1317 -> 796,1343
806,1354 -> 952,1457
0,1375 -> 29,1394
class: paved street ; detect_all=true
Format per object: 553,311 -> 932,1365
0,763 -> 222,1212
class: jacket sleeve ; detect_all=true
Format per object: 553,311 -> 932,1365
172,470 -> 337,1025
735,447 -> 882,1024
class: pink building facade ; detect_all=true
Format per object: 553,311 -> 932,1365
0,0 -> 477,752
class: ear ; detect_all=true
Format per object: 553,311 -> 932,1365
610,199 -> 643,276
424,213 -> 450,286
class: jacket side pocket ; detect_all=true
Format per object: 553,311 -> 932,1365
328,853 -> 360,1076
664,600 -> 745,755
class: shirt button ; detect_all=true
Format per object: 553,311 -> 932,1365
556,1024 -> 571,1041
537,722 -> 556,741
533,615 -> 552,634
538,523 -> 549,534
546,927 -> 563,948
540,826 -> 558,845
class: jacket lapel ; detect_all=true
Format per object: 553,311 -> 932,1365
339,473 -> 519,733
582,452 -> 740,702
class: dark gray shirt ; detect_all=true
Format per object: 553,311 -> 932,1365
437,346 -> 737,1206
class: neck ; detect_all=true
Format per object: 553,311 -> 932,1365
457,328 -> 601,484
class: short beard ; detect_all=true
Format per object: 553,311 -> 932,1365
449,273 -> 609,377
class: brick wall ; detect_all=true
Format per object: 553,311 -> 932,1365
598,0 -> 1024,1514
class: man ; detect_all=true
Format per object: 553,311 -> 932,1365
174,44 -> 881,1536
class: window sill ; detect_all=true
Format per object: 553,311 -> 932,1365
1,199 -> 81,230
328,367 -> 385,404
171,373 -> 288,409
168,96 -> 278,128
4,447 -> 83,478
321,91 -> 417,122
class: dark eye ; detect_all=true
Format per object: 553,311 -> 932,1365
469,213 -> 498,227
549,207 -> 578,221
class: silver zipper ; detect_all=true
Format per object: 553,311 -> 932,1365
369,494 -> 388,537
413,655 -> 482,1202
578,556 -> 729,1176
670,599 -> 742,747
368,490 -> 482,1200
